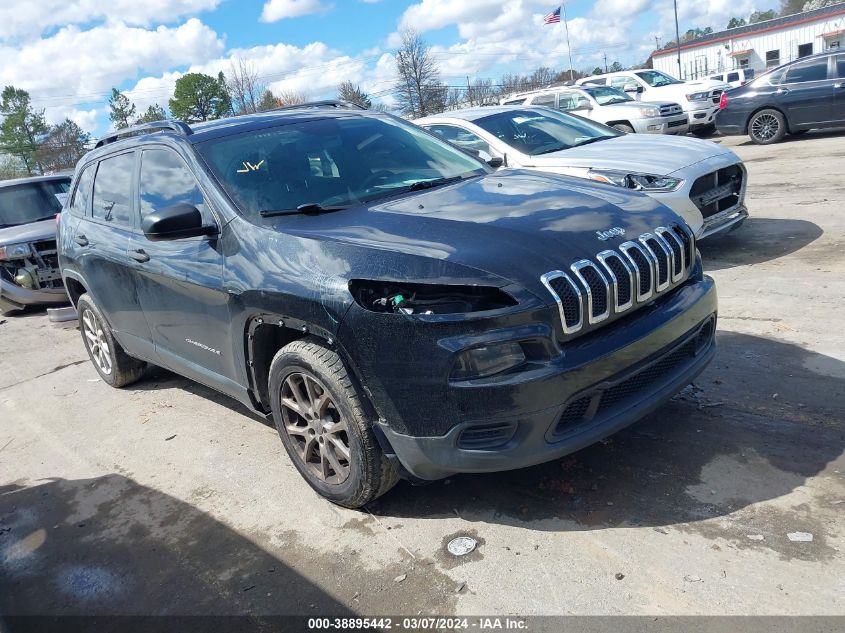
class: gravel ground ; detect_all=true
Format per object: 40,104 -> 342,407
1,131 -> 843,620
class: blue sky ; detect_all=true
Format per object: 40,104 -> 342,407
0,0 -> 777,137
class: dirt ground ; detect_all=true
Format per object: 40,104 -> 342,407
1,131 -> 843,620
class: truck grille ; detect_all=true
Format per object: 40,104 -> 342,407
667,119 -> 686,128
690,164 -> 744,218
541,224 -> 695,336
659,104 -> 683,117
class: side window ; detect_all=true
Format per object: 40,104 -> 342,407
727,72 -> 740,83
556,93 -> 578,111
68,164 -> 94,217
709,74 -> 723,82
835,54 -> 845,78
532,93 -> 556,107
425,125 -> 461,142
610,76 -> 636,91
785,58 -> 829,83
139,149 -> 207,224
426,125 -> 493,158
92,153 -> 134,226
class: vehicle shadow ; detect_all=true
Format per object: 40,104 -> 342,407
369,331 -> 844,553
699,217 -> 823,271
0,474 -> 353,621
736,127 -> 845,146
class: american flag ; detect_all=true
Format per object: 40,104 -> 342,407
543,6 -> 561,24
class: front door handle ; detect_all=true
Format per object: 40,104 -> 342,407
74,234 -> 89,246
129,249 -> 150,263
776,88 -> 789,95
835,83 -> 844,89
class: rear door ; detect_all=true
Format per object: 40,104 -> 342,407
78,151 -> 154,358
778,55 -> 835,126
132,147 -> 235,388
833,54 -> 845,124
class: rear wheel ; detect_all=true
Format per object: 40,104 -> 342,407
611,123 -> 635,134
748,109 -> 786,145
268,338 -> 399,508
77,294 -> 146,388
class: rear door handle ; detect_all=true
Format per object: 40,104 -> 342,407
129,249 -> 150,263
74,234 -> 89,246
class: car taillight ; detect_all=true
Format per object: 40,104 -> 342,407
719,92 -> 728,110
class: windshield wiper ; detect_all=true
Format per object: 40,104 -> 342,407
533,145 -> 569,155
573,135 -> 617,147
406,175 -> 466,192
260,203 -> 348,217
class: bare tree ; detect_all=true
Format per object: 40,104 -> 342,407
226,59 -> 265,115
276,89 -> 311,106
466,78 -> 496,106
393,29 -> 444,118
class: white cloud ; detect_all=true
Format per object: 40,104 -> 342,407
44,105 -> 101,132
0,0 -> 221,43
260,0 -> 330,22
0,19 -> 224,123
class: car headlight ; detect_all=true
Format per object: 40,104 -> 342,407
588,169 -> 682,192
451,341 -> 526,380
636,106 -> 661,118
686,91 -> 709,102
0,242 -> 31,260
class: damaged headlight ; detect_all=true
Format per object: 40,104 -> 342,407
451,341 -> 526,380
0,242 -> 31,260
587,169 -> 682,192
349,280 -> 517,315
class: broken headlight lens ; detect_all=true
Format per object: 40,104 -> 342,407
451,341 -> 526,381
0,242 -> 31,260
588,169 -> 682,192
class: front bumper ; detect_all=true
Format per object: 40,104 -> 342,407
0,278 -> 68,313
633,115 -> 690,135
699,205 -> 748,239
685,103 -> 720,129
378,276 -> 717,480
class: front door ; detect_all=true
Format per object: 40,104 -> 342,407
77,150 -> 154,359
778,55 -> 835,126
132,147 -> 237,391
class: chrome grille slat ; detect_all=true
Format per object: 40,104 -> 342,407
542,224 -> 696,337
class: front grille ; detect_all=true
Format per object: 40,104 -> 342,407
552,317 -> 714,438
659,104 -> 683,117
690,164 -> 744,218
542,224 -> 695,338
667,119 -> 686,128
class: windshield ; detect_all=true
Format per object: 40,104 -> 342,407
0,179 -> 70,229
635,70 -> 683,87
197,115 -> 487,217
472,109 -> 621,156
582,86 -> 633,105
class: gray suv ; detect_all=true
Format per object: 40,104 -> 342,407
0,175 -> 71,314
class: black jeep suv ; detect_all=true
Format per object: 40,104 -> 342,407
59,105 -> 717,507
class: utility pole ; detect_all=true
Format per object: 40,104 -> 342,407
603,52 -> 608,73
673,0 -> 682,78
654,35 -> 660,51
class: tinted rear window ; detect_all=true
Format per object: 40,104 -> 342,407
92,152 -> 135,226
785,58 -> 828,83
0,179 -> 70,228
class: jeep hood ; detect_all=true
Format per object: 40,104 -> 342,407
0,218 -> 56,245
527,134 -> 735,174
277,171 -> 684,300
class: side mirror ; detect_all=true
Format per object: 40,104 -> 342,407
576,101 -> 593,111
636,85 -> 644,94
623,84 -> 639,93
487,156 -> 504,169
142,203 -> 216,241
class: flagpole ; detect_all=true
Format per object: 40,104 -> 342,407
560,2 -> 575,81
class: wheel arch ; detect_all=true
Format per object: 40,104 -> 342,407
62,271 -> 89,308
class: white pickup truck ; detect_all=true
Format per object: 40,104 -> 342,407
577,70 -> 729,133
501,85 -> 689,135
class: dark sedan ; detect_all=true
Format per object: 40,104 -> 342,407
716,51 -> 845,144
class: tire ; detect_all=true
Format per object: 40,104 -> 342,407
77,294 -> 146,388
268,337 -> 399,508
748,109 -> 786,145
611,123 -> 635,134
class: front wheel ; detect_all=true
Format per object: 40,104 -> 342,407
748,109 -> 786,145
268,338 -> 399,508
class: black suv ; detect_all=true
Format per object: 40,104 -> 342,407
717,51 -> 845,144
59,105 -> 717,507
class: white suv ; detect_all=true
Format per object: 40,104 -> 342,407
577,70 -> 729,133
501,85 -> 688,135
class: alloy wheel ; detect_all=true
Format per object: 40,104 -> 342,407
280,372 -> 351,485
82,309 -> 113,375
751,113 -> 779,142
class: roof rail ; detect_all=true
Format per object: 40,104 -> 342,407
271,99 -> 366,112
95,120 -> 193,149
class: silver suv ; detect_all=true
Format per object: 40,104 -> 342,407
0,175 -> 71,314
501,86 -> 688,135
